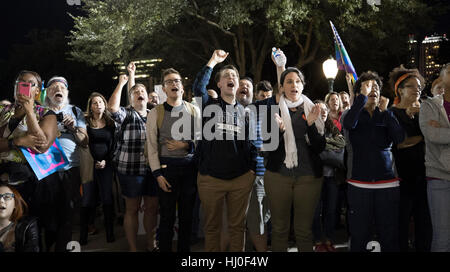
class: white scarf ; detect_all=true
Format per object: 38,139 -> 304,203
279,94 -> 324,169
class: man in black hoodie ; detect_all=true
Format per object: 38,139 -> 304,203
193,50 -> 257,252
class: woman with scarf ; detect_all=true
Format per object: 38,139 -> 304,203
255,65 -> 325,252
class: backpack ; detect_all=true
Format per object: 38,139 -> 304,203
148,101 -> 198,158
154,101 -> 198,129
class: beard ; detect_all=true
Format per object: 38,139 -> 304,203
238,97 -> 251,107
46,95 -> 68,108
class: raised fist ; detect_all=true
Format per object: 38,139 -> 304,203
127,62 -> 136,75
379,96 -> 389,112
211,50 -> 229,64
360,80 -> 373,96
119,74 -> 128,85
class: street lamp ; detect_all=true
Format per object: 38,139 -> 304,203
322,56 -> 338,93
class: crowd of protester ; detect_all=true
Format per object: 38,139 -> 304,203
0,48 -> 449,252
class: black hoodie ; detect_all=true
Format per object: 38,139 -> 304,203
193,66 -> 257,180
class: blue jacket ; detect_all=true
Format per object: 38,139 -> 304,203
343,94 -> 405,182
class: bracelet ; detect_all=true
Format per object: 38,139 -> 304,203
8,138 -> 16,149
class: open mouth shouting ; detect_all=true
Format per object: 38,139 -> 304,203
137,96 -> 145,101
227,81 -> 235,88
368,92 -> 378,99
54,92 -> 64,99
289,89 -> 300,96
171,87 -> 179,92
240,88 -> 248,96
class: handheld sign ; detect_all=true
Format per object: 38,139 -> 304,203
21,138 -> 69,180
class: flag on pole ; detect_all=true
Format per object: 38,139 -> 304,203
330,21 -> 358,83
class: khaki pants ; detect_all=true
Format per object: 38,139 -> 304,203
197,171 -> 254,252
264,171 -> 322,252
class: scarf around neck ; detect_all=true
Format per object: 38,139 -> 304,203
279,94 -> 324,169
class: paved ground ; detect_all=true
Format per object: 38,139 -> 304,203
74,211 -> 350,252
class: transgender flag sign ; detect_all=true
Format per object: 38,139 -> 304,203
21,138 -> 69,180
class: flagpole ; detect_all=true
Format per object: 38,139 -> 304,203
330,21 -> 350,75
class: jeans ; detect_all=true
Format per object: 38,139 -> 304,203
427,179 -> 450,252
347,184 -> 400,252
312,176 -> 339,243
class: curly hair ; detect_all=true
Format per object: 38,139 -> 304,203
388,65 -> 424,104
353,71 -> 383,96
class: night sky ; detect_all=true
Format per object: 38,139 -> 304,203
1,0 -> 81,59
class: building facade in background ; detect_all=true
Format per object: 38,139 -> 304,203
408,34 -> 449,86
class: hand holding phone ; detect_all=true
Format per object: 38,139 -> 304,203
18,82 -> 32,97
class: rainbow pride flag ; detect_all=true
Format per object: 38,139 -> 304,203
330,21 -> 358,83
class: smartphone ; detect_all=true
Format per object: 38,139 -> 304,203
18,82 -> 32,97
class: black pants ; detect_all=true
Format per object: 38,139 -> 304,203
347,184 -> 400,252
35,167 -> 81,252
312,176 -> 339,243
157,164 -> 197,252
81,161 -> 114,207
399,175 -> 432,252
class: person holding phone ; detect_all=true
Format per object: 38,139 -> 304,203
0,70 -> 58,210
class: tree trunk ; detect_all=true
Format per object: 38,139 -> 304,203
293,20 -> 319,68
235,25 -> 246,76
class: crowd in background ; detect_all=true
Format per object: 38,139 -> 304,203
0,48 -> 449,252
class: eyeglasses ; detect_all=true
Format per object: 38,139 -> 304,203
0,193 -> 15,201
164,79 -> 182,85
403,84 -> 422,90
16,81 -> 38,88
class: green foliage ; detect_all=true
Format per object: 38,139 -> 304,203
69,0 -> 435,83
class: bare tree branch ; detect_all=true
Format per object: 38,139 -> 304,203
185,10 -> 236,38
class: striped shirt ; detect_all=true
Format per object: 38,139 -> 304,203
111,107 -> 150,176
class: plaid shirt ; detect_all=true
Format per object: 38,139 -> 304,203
112,107 -> 150,176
